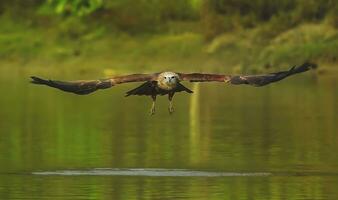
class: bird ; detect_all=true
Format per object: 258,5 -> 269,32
30,62 -> 316,115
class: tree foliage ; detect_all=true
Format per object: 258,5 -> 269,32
46,0 -> 103,16
0,0 -> 337,37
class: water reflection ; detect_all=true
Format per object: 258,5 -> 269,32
32,168 -> 271,177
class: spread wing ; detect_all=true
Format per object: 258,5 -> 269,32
30,74 -> 157,95
178,62 -> 316,86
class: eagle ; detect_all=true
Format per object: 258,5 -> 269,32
31,62 -> 316,115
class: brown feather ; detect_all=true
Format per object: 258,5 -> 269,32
178,73 -> 228,82
228,62 -> 316,86
125,81 -> 159,96
178,62 -> 316,86
30,73 -> 156,95
30,76 -> 112,95
30,62 -> 315,96
174,83 -> 193,93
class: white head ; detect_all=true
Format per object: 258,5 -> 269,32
158,72 -> 180,90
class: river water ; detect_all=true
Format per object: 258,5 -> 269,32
0,69 -> 337,199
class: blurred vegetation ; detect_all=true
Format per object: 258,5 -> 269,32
0,0 -> 337,73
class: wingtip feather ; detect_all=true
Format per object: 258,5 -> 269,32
290,62 -> 318,74
30,76 -> 48,84
304,62 -> 318,70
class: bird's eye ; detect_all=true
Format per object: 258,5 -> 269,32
171,76 -> 175,79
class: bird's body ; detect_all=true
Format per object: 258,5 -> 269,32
125,72 -> 192,96
31,63 -> 316,114
124,72 -> 193,114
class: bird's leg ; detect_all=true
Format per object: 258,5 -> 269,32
150,95 -> 156,115
168,92 -> 175,114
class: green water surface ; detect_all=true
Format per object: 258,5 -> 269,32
0,69 -> 337,199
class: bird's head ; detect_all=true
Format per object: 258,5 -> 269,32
158,72 -> 180,89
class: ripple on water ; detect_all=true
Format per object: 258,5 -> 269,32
32,168 -> 272,177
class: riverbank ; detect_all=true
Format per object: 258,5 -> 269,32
0,16 -> 337,75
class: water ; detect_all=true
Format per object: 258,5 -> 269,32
32,168 -> 271,177
0,68 -> 338,199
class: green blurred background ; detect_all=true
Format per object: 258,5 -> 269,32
1,0 -> 338,74
0,1 -> 338,200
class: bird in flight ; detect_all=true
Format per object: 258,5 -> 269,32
31,62 -> 315,115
